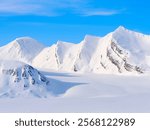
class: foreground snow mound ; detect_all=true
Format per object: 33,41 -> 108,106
0,60 -> 50,98
0,37 -> 45,64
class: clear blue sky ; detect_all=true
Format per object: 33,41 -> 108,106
0,0 -> 150,46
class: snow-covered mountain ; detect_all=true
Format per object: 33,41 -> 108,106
112,26 -> 150,69
89,27 -> 145,74
0,37 -> 45,64
32,41 -> 76,70
33,36 -> 99,72
0,60 -> 50,98
33,26 -> 150,74
0,26 -> 150,74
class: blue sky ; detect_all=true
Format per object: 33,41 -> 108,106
0,0 -> 150,46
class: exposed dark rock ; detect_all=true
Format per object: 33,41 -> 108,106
111,41 -> 123,55
1,64 -> 49,87
106,40 -> 143,74
107,49 -> 121,72
100,62 -> 106,69
135,66 -> 143,73
73,65 -> 78,72
31,78 -> 35,85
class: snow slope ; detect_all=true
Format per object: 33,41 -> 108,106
0,71 -> 150,112
0,37 -> 45,64
32,41 -> 76,70
112,26 -> 150,69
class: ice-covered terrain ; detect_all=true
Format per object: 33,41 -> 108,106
0,70 -> 150,112
0,26 -> 150,112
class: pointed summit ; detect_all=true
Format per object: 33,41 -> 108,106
84,35 -> 101,42
56,40 -> 74,47
114,26 -> 128,33
0,37 -> 45,63
117,25 -> 126,30
14,37 -> 44,48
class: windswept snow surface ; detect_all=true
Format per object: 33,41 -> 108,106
0,70 -> 150,112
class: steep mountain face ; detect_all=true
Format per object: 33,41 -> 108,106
32,41 -> 74,70
89,33 -> 143,74
0,60 -> 50,98
112,26 -> 150,69
33,35 -> 100,72
33,26 -> 149,74
32,44 -> 59,70
0,37 -> 45,64
71,35 -> 100,72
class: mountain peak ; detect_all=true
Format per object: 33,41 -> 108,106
84,35 -> 101,41
56,40 -> 74,46
14,37 -> 43,46
84,34 -> 100,40
114,26 -> 127,32
112,26 -> 134,38
15,36 -> 34,41
117,25 -> 126,29
0,37 -> 45,63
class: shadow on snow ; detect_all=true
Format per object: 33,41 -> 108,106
46,78 -> 85,96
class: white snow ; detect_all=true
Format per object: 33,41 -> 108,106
112,26 -> 150,69
0,70 -> 150,112
0,37 -> 45,64
33,26 -> 150,74
32,44 -> 59,70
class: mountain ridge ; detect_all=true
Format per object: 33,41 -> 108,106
0,26 -> 150,74
32,26 -> 148,74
